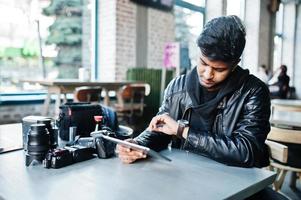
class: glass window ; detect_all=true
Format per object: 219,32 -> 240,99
273,3 -> 284,70
174,1 -> 204,70
226,0 -> 245,19
0,0 -> 87,93
0,0 -> 56,92
181,0 -> 205,7
275,3 -> 284,34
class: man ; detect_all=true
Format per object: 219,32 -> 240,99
117,15 -> 271,168
269,64 -> 290,99
277,65 -> 290,99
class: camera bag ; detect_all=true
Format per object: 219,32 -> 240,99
58,102 -> 118,140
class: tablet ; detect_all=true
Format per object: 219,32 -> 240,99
101,135 -> 171,162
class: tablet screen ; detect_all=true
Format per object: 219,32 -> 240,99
101,135 -> 171,162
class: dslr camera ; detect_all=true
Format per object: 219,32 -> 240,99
72,129 -> 117,159
43,145 -> 95,169
42,126 -> 118,169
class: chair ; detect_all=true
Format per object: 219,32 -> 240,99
73,86 -> 102,103
266,126 -> 301,191
271,100 -> 301,119
114,83 -> 150,123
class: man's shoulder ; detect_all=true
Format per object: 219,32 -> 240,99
165,74 -> 188,96
244,74 -> 270,94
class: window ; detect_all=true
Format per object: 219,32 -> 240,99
0,0 -> 55,93
180,0 -> 205,6
226,0 -> 245,66
226,0 -> 245,19
0,0 -> 87,93
273,3 -> 284,71
174,0 -> 205,68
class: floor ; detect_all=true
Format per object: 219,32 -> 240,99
280,172 -> 301,200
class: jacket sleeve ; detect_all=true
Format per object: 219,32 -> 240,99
134,80 -> 176,151
185,84 -> 271,167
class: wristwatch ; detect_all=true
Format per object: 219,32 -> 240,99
176,119 -> 189,138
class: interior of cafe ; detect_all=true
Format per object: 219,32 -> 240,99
1,0 -> 301,199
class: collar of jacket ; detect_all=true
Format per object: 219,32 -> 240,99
185,66 -> 250,110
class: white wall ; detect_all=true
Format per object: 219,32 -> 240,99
281,3 -> 296,85
205,0 -> 226,22
98,0 -> 117,81
294,4 -> 301,97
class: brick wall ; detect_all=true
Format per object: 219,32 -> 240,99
96,0 -> 175,81
147,8 -> 175,69
0,104 -> 55,124
115,0 -> 137,81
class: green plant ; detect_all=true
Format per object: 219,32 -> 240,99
43,0 -> 83,78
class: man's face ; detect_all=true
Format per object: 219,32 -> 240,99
197,54 -> 236,91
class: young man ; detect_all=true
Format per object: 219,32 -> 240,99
117,15 -> 271,168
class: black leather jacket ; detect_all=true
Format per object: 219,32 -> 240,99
136,67 -> 271,168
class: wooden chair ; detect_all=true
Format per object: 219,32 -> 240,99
270,99 -> 301,119
114,83 -> 150,123
73,86 -> 102,103
266,126 -> 301,191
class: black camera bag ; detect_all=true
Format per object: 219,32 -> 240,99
58,102 -> 118,141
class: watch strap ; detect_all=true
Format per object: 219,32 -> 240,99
176,121 -> 185,138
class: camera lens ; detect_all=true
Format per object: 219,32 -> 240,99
25,124 -> 50,166
37,118 -> 57,148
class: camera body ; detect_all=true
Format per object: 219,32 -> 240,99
41,129 -> 116,169
74,129 -> 116,159
43,148 -> 73,169
43,146 -> 95,169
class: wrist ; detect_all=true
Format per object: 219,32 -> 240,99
176,120 -> 189,138
182,127 -> 189,139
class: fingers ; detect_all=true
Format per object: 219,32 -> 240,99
148,113 -> 170,130
150,125 -> 166,133
148,116 -> 161,130
116,144 -> 146,164
148,113 -> 178,135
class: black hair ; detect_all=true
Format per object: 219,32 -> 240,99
280,65 -> 287,73
197,15 -> 246,63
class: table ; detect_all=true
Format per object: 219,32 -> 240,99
271,120 -> 301,130
0,123 -> 22,154
271,99 -> 301,120
22,79 -> 138,116
0,126 -> 276,200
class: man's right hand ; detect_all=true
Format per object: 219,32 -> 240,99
116,139 -> 147,164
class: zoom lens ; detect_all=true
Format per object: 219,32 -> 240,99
25,124 -> 50,166
37,118 -> 57,148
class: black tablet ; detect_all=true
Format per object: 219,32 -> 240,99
101,135 -> 171,162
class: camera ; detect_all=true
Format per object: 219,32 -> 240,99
72,129 -> 116,159
42,128 -> 116,169
43,148 -> 72,168
23,112 -> 127,168
43,146 -> 95,169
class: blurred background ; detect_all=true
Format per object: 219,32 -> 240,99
0,0 -> 300,125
